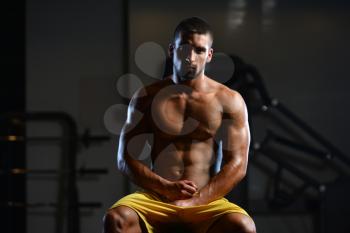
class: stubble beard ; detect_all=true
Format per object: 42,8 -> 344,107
176,66 -> 204,82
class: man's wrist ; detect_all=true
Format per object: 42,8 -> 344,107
191,190 -> 220,206
154,178 -> 171,196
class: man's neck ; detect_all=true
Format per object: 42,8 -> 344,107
171,73 -> 208,92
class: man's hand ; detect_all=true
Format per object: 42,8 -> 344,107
170,192 -> 206,207
162,180 -> 198,201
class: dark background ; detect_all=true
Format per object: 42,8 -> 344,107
1,0 -> 350,232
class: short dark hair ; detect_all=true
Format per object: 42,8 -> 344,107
173,17 -> 213,42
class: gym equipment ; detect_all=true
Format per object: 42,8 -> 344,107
1,112 -> 110,233
224,55 -> 350,233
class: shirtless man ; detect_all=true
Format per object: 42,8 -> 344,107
104,17 -> 256,233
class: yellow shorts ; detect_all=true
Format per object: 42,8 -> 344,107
109,191 -> 250,233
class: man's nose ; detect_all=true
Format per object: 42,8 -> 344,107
186,49 -> 196,63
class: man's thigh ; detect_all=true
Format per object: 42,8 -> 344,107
206,213 -> 256,233
105,206 -> 148,233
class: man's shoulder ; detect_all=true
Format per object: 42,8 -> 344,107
129,78 -> 171,110
208,78 -> 245,113
133,78 -> 171,99
207,78 -> 241,101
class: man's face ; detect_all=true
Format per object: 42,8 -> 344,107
171,32 -> 213,81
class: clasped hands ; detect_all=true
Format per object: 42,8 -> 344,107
162,180 -> 202,207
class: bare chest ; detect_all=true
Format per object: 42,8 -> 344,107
150,92 -> 222,140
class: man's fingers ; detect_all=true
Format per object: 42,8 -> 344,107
180,189 -> 193,197
182,183 -> 197,194
183,180 -> 198,189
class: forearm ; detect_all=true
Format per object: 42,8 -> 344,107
118,155 -> 170,196
194,159 -> 246,204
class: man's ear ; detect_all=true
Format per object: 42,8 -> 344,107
168,43 -> 174,58
206,48 -> 214,63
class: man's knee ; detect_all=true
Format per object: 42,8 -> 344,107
103,206 -> 140,231
226,213 -> 256,233
215,213 -> 256,233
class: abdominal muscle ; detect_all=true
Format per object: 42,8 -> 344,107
151,139 -> 216,190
